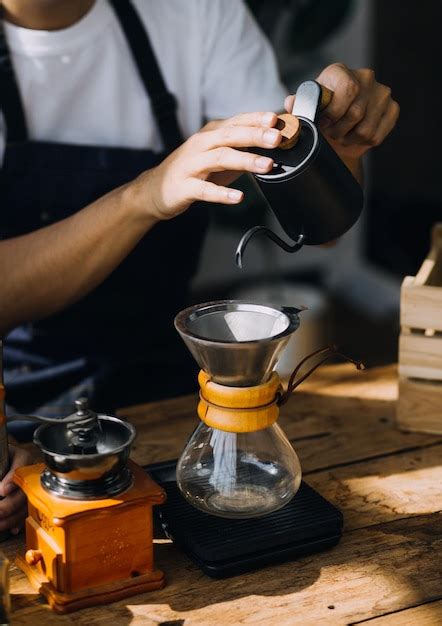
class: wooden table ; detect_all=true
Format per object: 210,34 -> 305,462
5,364 -> 442,625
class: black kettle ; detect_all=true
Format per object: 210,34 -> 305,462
236,80 -> 364,267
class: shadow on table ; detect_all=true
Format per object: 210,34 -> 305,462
123,511 -> 440,619
8,549 -> 320,623
136,538 -> 321,612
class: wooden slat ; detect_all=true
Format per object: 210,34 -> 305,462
354,599 -> 442,625
400,282 -> 442,331
397,376 -> 442,435
399,333 -> 442,381
414,222 -> 442,288
7,513 -> 442,625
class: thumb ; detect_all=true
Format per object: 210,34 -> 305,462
0,446 -> 25,497
284,94 -> 295,114
0,470 -> 17,498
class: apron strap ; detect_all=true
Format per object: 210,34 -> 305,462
0,1 -> 183,151
0,15 -> 28,143
110,0 -> 184,152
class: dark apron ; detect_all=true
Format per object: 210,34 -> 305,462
0,0 -> 207,436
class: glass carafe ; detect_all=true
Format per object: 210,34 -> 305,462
177,421 -> 301,519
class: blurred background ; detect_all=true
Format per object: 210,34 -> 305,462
189,0 -> 441,370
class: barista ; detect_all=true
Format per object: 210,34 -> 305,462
0,0 -> 399,532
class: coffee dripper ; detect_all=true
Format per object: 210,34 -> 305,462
175,301 -> 362,519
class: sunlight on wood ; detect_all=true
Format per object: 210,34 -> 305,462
341,466 -> 442,519
124,565 -> 423,626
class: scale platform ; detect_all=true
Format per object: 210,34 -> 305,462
144,460 -> 343,579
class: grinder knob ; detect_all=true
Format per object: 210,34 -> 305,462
25,549 -> 43,566
74,397 -> 90,416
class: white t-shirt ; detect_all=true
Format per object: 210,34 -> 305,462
0,0 -> 287,163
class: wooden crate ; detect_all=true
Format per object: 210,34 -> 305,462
397,223 -> 442,434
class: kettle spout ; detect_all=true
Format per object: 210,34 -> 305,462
235,226 -> 305,268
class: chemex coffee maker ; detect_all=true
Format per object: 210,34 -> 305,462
174,301 -> 304,519
12,399 -> 166,614
236,80 -> 364,267
173,302 -> 362,518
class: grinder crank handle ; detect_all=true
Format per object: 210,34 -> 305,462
278,82 -> 333,150
7,398 -> 98,426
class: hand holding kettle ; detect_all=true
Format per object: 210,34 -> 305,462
285,63 -> 400,176
236,64 -> 399,266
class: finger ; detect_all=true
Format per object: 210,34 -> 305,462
194,125 -> 281,151
0,489 -> 26,518
371,100 -> 400,145
0,445 -> 33,497
0,505 -> 27,532
284,94 -> 295,114
316,63 -> 360,125
192,147 -> 273,176
342,100 -> 400,146
0,448 -> 19,497
202,112 -> 278,133
188,179 -> 245,205
323,94 -> 368,140
216,111 -> 279,129
335,84 -> 391,144
0,478 -> 18,498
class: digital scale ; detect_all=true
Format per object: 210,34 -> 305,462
146,459 -> 343,579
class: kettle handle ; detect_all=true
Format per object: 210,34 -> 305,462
319,84 -> 333,110
292,80 -> 333,123
277,82 -> 333,149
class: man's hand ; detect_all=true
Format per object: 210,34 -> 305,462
128,112 -> 281,220
0,445 -> 36,534
285,63 -> 399,173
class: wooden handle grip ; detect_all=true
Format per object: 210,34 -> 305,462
276,113 -> 301,150
320,85 -> 333,110
277,84 -> 333,150
25,549 -> 43,566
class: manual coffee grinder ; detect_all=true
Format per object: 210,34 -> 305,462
13,399 -> 165,614
174,301 -> 362,520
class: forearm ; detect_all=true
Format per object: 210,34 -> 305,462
0,181 -> 157,335
0,111 -> 287,336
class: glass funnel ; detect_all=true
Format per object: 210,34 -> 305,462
177,421 -> 301,519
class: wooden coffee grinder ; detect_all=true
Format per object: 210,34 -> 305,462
13,399 -> 165,614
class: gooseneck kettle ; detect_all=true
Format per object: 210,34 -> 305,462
236,80 -> 364,267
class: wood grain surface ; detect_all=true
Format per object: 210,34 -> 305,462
5,364 -> 442,625
355,600 -> 442,626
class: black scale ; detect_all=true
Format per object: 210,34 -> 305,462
145,460 -> 343,579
